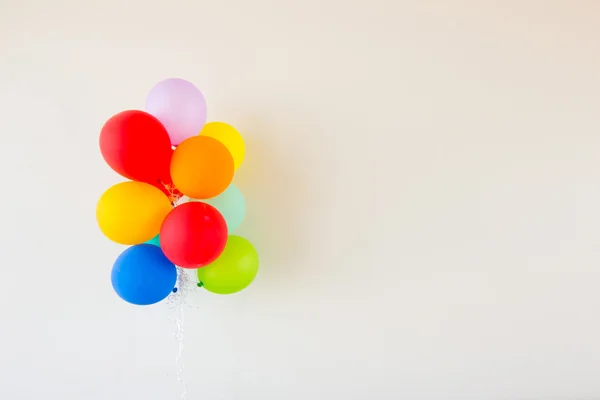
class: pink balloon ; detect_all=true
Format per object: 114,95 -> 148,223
145,78 -> 208,145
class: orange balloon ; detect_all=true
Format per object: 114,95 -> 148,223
170,136 -> 234,199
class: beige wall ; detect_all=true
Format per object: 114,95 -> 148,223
1,1 -> 599,399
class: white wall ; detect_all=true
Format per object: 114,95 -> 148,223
1,1 -> 599,399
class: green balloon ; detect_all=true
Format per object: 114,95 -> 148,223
145,234 -> 161,247
190,184 -> 246,233
197,235 -> 259,294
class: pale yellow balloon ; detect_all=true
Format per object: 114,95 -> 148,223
199,122 -> 245,170
96,181 -> 172,245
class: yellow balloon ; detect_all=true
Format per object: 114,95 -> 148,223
199,122 -> 245,170
96,181 -> 172,245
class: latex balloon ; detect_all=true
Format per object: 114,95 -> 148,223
200,122 -> 245,170
197,235 -> 259,295
145,78 -> 207,145
160,202 -> 228,268
111,244 -> 177,305
146,234 -> 161,247
96,181 -> 172,245
190,184 -> 246,232
170,136 -> 234,199
99,110 -> 173,185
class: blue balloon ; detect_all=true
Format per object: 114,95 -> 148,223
196,184 -> 246,232
145,234 -> 161,247
111,244 -> 176,305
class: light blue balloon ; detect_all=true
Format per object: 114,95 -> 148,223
146,234 -> 161,247
193,184 -> 246,232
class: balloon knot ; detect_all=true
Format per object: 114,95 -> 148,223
172,287 -> 178,293
197,282 -> 203,287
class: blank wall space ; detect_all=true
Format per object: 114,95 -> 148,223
1,1 -> 599,399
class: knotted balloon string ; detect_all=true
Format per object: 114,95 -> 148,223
159,180 -> 183,206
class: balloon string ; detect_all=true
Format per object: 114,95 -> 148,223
160,180 -> 183,205
167,268 -> 203,399
167,268 -> 190,400
175,279 -> 186,400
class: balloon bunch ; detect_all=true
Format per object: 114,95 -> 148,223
96,78 -> 259,306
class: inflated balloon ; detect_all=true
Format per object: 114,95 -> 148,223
200,122 -> 245,170
171,136 -> 234,199
99,110 -> 173,185
97,78 -> 260,308
97,181 -> 171,245
145,78 -> 207,146
111,244 -> 177,305
197,236 -> 259,294
160,202 -> 228,268
190,184 -> 246,232
146,234 -> 161,247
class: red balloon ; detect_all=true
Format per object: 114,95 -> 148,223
160,202 -> 228,268
99,110 -> 173,186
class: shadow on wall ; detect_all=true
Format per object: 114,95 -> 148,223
233,116 -> 318,291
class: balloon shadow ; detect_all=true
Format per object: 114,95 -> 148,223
233,117 -> 315,289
